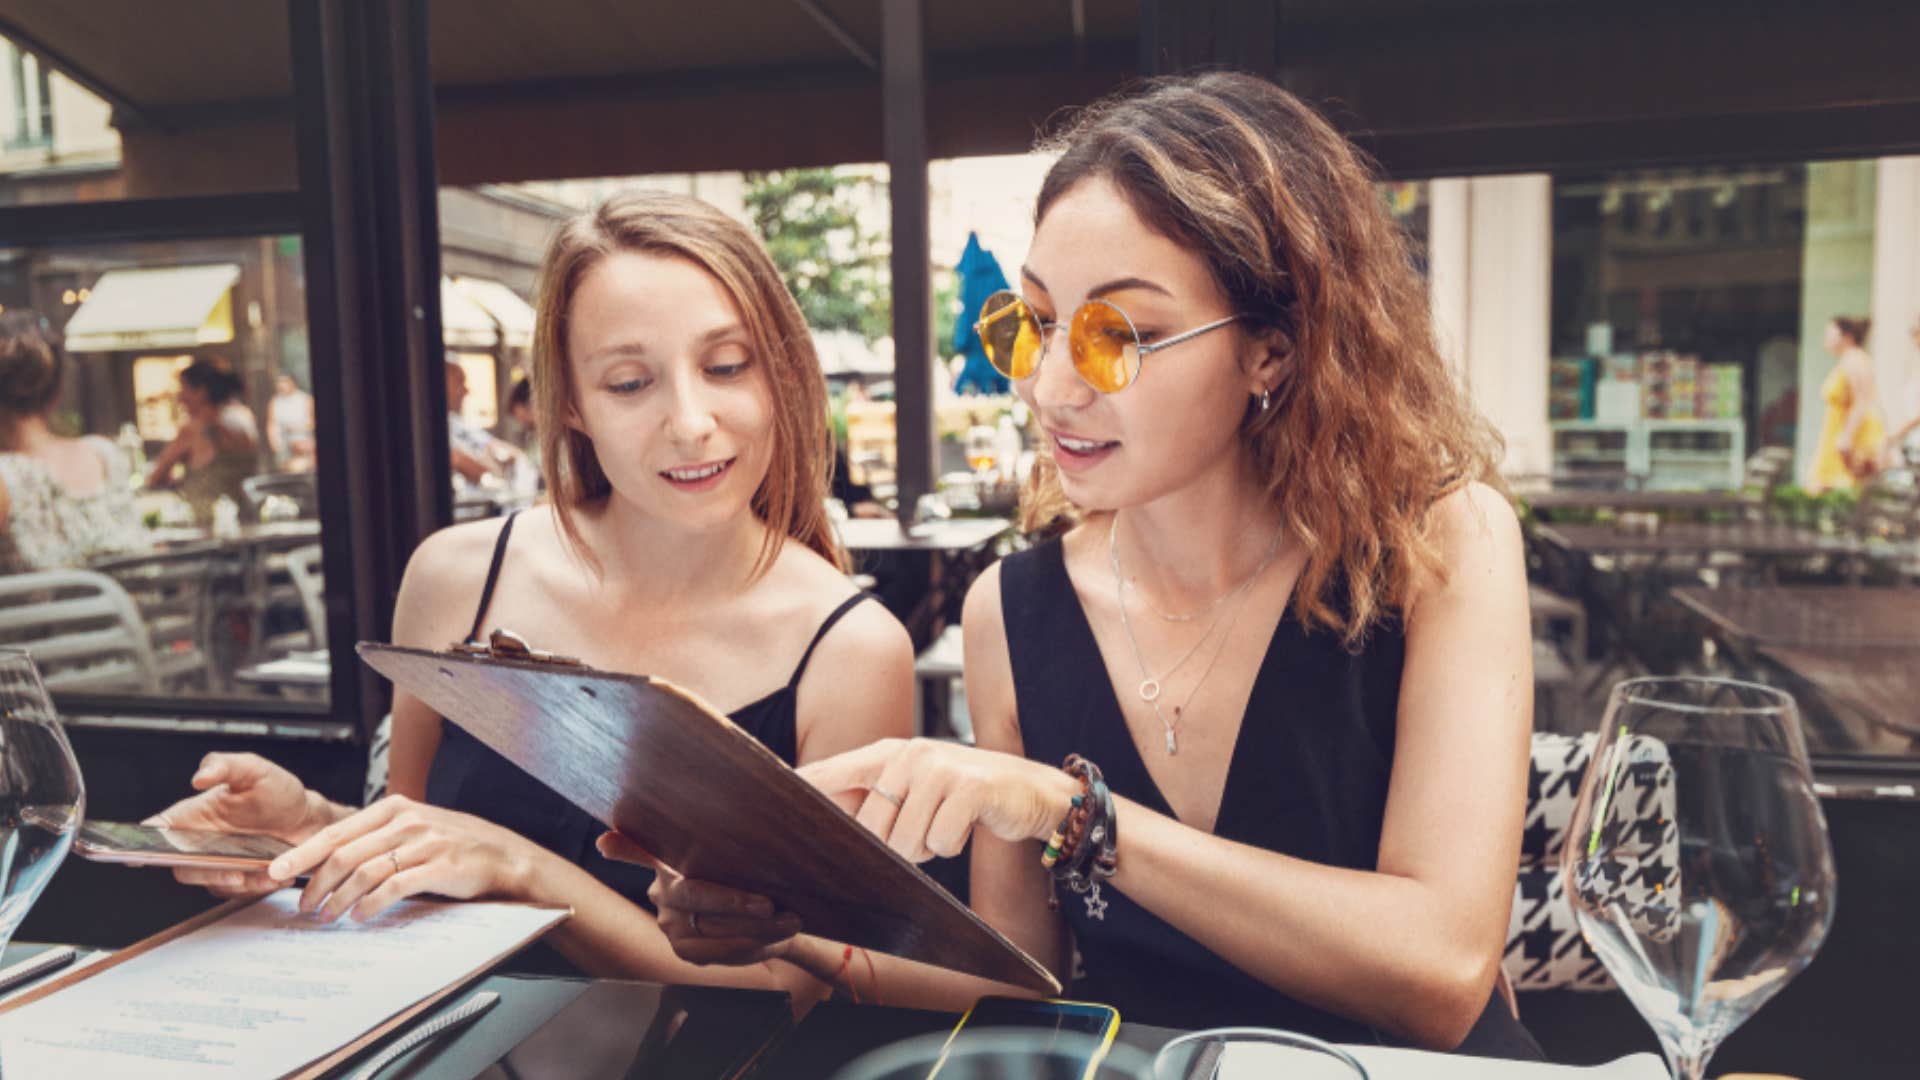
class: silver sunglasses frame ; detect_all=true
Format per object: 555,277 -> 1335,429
975,293 -> 1248,393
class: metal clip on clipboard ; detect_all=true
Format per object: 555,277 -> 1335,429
449,628 -> 586,668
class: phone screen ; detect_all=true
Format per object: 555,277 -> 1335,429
76,821 -> 292,862
940,997 -> 1120,1079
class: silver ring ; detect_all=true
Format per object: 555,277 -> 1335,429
387,850 -> 402,876
689,911 -> 702,935
872,785 -> 903,807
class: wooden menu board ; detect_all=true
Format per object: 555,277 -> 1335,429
358,641 -> 1059,994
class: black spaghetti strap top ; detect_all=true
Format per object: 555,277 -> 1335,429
425,512 -> 875,970
1002,538 -> 1541,1059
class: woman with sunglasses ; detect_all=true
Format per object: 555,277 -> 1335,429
150,191 -> 914,1003
619,73 -> 1539,1056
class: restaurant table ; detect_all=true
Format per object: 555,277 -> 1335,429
233,648 -> 331,700
1518,488 -> 1752,519
1530,522 -> 1875,678
1531,521 -> 1863,563
837,517 -> 1011,647
142,520 -> 323,549
1670,585 -> 1920,649
1666,586 -> 1920,757
0,943 -> 1667,1079
1755,643 -> 1920,755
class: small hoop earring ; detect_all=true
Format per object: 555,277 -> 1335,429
1259,389 -> 1271,412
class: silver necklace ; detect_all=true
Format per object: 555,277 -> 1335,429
1109,515 -> 1285,754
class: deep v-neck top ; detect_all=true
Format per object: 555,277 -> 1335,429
1002,537 -> 1540,1058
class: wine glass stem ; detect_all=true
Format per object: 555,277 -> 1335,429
1665,1044 -> 1713,1080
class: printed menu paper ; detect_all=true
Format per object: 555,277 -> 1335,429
0,889 -> 565,1079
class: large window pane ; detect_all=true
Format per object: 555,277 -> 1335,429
0,234 -> 327,708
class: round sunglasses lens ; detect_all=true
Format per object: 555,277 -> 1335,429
978,292 -> 1039,379
1071,302 -> 1139,393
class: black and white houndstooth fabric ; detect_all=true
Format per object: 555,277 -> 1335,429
1504,732 -> 1680,992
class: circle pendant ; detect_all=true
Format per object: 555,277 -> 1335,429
1138,678 -> 1162,702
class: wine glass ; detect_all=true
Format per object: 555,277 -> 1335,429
0,651 -> 85,959
834,1029 -> 1151,1080
1152,1028 -> 1368,1079
1561,677 -> 1835,1080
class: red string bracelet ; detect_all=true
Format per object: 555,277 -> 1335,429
858,947 -> 881,1006
837,944 -> 861,1004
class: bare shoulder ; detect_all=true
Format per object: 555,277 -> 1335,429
1431,481 -> 1522,558
961,558 -> 1005,634
1411,481 -> 1525,613
391,513 -> 524,644
773,538 -> 911,661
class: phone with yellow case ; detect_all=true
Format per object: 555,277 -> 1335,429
931,995 -> 1121,1079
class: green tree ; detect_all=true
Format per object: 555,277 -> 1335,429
743,168 -> 891,341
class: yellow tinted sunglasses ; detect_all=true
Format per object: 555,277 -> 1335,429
975,289 -> 1247,394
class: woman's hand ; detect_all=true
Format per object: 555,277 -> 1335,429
264,795 -> 542,922
147,752 -> 337,898
595,833 -> 802,967
797,738 -> 1078,863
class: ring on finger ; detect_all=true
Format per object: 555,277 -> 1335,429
387,850 -> 402,876
872,784 -> 903,807
689,911 -> 702,936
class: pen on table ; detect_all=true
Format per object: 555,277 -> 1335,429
0,946 -> 78,996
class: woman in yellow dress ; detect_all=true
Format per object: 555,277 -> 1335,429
1807,315 -> 1885,493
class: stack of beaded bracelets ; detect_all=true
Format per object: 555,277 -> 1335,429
1039,754 -> 1118,919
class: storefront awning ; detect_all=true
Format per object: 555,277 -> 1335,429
440,277 -> 498,350
452,277 -> 536,349
63,264 -> 240,352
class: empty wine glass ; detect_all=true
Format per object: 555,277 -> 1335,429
0,650 -> 85,957
834,1029 -> 1151,1080
1562,677 -> 1835,1080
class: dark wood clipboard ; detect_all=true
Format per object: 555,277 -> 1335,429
358,640 -> 1059,994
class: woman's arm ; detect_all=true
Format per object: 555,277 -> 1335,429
145,429 -> 195,487
806,485 -> 1532,1047
774,566 -> 1074,1010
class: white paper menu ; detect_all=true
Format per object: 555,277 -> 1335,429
0,889 -> 566,1079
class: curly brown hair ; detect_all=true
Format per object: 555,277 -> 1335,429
530,190 -> 846,577
1024,72 -> 1503,643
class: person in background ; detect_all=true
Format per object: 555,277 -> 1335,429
267,373 -> 316,474
146,356 -> 259,523
446,359 -> 526,485
0,310 -> 149,573
1805,315 -> 1885,493
152,190 -> 913,1007
503,376 -> 542,481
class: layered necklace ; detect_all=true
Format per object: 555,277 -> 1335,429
1108,514 -> 1286,754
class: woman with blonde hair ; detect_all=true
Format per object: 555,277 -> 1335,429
154,191 -> 913,999
633,73 -> 1541,1057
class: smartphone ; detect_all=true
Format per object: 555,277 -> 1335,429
932,996 -> 1121,1079
72,820 -> 292,870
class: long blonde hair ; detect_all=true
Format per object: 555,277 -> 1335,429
1026,73 -> 1503,643
530,190 -> 846,576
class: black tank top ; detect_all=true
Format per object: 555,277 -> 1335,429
425,511 -> 875,967
1002,538 -> 1540,1059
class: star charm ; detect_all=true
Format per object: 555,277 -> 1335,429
1083,883 -> 1109,921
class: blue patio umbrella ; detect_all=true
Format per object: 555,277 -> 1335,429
951,232 -> 1011,395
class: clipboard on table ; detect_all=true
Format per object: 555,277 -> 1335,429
358,636 -> 1060,994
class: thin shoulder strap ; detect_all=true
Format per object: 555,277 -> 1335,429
787,592 -> 877,690
466,510 -> 521,644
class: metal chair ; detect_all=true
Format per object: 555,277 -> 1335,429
93,546 -> 218,690
284,544 -> 327,650
0,568 -> 160,693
